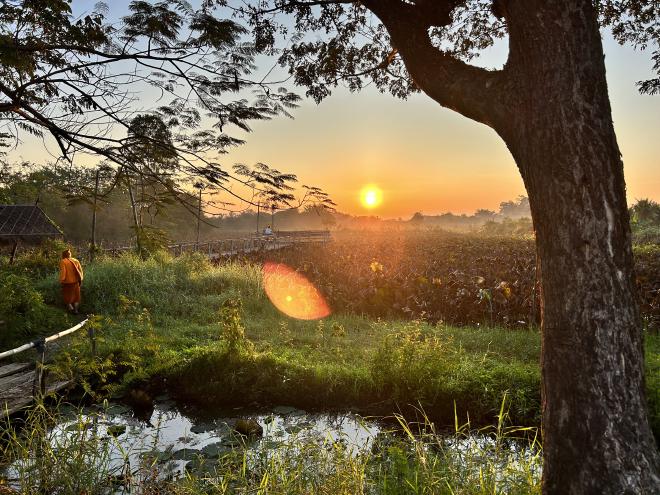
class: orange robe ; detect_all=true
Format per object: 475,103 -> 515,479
59,258 -> 84,305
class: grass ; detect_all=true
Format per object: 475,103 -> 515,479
3,251 -> 647,437
13,252 -> 538,428
0,250 -> 657,431
1,249 -> 657,493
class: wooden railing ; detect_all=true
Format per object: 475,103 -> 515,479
0,319 -> 92,413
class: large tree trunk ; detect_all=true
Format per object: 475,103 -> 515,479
366,0 -> 658,491
500,1 -> 660,492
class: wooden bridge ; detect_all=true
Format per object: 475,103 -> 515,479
0,319 -> 92,416
100,230 -> 332,259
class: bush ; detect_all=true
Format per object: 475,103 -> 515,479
1,238 -> 70,279
371,322 -> 451,402
633,224 -> 660,245
0,272 -> 69,349
220,297 -> 253,357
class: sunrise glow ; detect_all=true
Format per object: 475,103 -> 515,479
360,185 -> 383,209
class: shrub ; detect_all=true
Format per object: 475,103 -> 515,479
371,322 -> 451,402
1,238 -> 70,279
220,297 -> 253,357
0,272 -> 68,348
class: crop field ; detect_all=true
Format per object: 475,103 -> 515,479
244,231 -> 659,330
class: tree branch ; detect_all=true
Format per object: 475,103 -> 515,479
361,0 -> 510,128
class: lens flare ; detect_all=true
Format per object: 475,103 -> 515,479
262,262 -> 331,320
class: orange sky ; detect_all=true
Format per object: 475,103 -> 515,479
226,33 -> 659,218
5,6 -> 659,219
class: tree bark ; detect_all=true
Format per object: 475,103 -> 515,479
496,1 -> 660,492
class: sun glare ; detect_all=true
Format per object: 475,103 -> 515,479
360,185 -> 382,209
262,262 -> 331,320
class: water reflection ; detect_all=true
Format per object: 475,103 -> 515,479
3,401 -> 540,492
54,402 -> 379,476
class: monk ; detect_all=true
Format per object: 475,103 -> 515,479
59,249 -> 84,314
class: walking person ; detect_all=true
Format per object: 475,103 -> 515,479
59,249 -> 83,314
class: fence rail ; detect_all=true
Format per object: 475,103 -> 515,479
0,319 -> 89,361
0,319 -> 92,415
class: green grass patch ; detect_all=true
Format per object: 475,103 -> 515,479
3,251 -> 658,438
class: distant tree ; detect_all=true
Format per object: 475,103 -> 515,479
630,198 -> 660,226
234,163 -> 335,232
409,211 -> 424,223
233,162 -> 297,232
474,208 -> 497,221
629,199 -> 660,244
240,1 -> 660,491
0,161 -> 121,242
121,114 -> 181,253
498,196 -> 531,219
320,210 -> 336,230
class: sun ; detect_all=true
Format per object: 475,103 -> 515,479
360,185 -> 383,209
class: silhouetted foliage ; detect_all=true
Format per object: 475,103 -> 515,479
0,0 -> 300,205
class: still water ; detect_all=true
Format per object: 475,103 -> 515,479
4,399 -> 541,492
55,400 -> 381,476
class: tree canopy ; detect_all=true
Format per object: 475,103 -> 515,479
0,0 -> 335,217
234,1 -> 658,103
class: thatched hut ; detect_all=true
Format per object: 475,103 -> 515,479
0,205 -> 63,262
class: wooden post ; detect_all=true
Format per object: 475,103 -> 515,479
9,239 -> 19,265
32,339 -> 47,400
87,326 -> 97,357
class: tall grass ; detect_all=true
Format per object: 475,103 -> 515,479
34,252 -> 263,320
0,403 -> 115,494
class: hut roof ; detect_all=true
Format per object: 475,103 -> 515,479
0,205 -> 63,242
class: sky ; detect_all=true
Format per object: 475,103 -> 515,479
227,34 -> 660,218
6,2 -> 660,219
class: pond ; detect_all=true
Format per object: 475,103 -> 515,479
62,400 -> 381,476
2,398 -> 542,493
